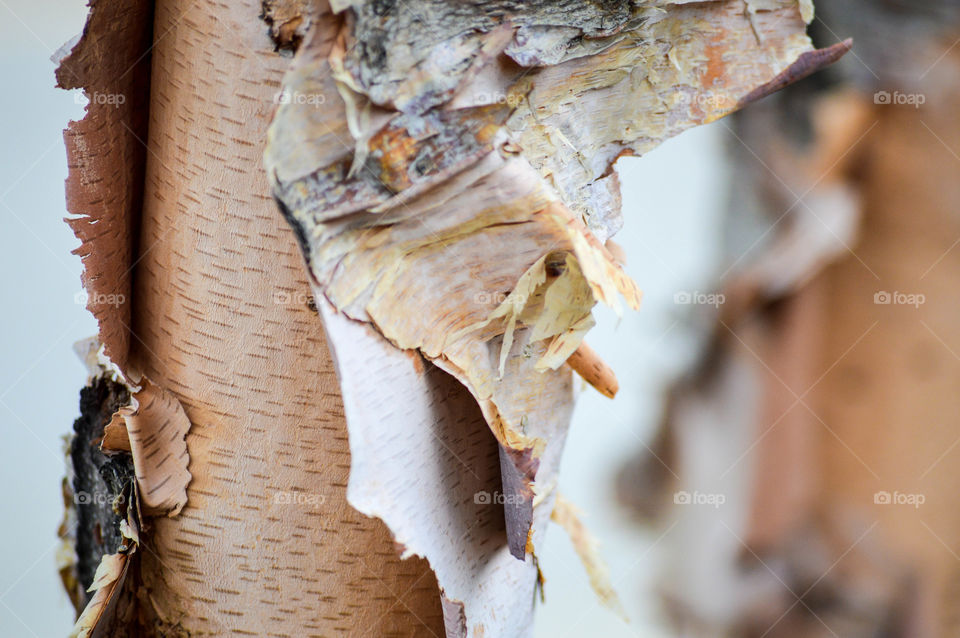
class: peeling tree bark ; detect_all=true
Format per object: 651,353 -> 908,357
55,1 -> 838,636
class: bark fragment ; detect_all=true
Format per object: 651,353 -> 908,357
261,0 -> 320,52
62,374 -> 133,611
566,342 -> 619,399
319,300 -> 545,636
70,500 -> 140,638
70,552 -> 130,638
107,379 -> 193,517
551,494 -> 625,619
54,0 -> 152,371
265,1 -> 828,636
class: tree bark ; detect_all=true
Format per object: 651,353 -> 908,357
56,1 -> 830,636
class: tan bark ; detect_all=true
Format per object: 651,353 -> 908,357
61,0 -> 444,635
132,0 -> 445,634
56,0 -> 832,636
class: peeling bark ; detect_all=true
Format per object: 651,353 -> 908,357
59,0 -> 445,635
106,379 -> 192,516
54,0 -> 152,371
55,0 -> 837,635
62,373 -> 132,610
264,1 -> 833,636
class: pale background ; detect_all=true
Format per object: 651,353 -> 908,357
0,1 -> 725,635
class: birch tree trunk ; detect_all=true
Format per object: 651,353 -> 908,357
55,1 -> 833,636
59,2 -> 445,635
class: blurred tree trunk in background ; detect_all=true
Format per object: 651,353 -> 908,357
619,2 -> 960,636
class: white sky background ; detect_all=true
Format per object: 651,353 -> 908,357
0,1 -> 98,636
0,1 -> 726,635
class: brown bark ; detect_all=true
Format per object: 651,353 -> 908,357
131,0 -> 445,634
56,0 -> 830,636
61,0 -> 444,635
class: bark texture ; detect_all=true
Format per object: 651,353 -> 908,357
264,2 -> 823,636
60,1 -> 445,636
56,0 -> 833,636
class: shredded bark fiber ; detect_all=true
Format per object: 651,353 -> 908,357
264,1 -> 840,636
